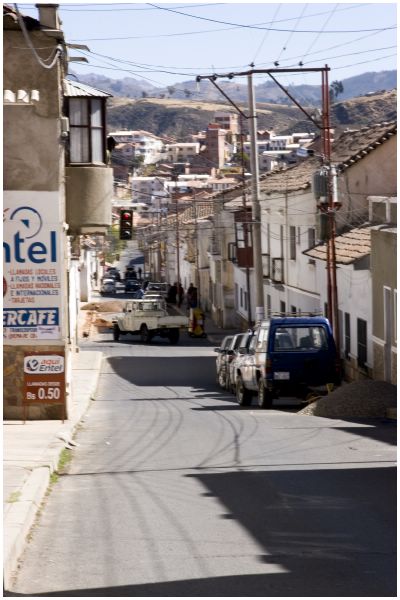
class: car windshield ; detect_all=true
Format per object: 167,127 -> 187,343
273,326 -> 328,351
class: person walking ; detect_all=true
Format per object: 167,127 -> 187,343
178,283 -> 184,307
187,283 -> 195,309
167,282 -> 177,304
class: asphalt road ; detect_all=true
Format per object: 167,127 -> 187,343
8,334 -> 397,597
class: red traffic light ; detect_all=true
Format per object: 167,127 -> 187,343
121,211 -> 132,220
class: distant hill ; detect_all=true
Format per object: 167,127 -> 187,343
76,69 -> 396,105
106,89 -> 396,140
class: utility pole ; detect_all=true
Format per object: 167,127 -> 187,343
196,66 -> 340,349
192,192 -> 201,308
172,171 -> 180,286
247,73 -> 264,323
239,114 -> 252,326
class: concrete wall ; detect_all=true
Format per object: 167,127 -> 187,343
337,137 -> 397,232
3,29 -> 63,191
371,227 -> 397,384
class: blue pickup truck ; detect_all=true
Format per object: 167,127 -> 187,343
235,316 -> 340,408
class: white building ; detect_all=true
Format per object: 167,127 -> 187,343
131,176 -> 169,205
165,142 -> 200,162
109,130 -> 164,164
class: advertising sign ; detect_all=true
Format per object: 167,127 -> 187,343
23,351 -> 66,417
3,192 -> 64,343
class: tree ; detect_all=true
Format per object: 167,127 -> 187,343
167,86 -> 176,97
329,80 -> 344,102
141,91 -> 148,99
184,88 -> 192,99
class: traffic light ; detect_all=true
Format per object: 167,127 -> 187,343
119,209 -> 133,240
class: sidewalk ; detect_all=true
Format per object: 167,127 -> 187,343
3,350 -> 103,590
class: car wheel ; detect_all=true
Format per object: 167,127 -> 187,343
140,325 -> 151,344
113,324 -> 120,341
258,378 -> 273,408
168,329 -> 180,344
236,375 -> 252,406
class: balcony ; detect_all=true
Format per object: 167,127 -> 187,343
65,166 -> 113,235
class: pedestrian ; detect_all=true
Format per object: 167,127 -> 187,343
190,286 -> 198,308
178,283 -> 184,307
186,283 -> 195,309
167,282 -> 177,304
138,267 -> 142,280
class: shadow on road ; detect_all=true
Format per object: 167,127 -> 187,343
6,466 -> 396,597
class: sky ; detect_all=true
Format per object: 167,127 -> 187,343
17,1 -> 397,90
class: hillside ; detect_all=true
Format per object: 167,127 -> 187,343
107,89 -> 397,139
78,70 -> 396,105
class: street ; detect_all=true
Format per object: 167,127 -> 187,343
8,330 -> 396,597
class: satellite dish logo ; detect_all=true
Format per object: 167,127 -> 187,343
25,358 -> 40,373
24,355 -> 64,374
9,206 -> 43,238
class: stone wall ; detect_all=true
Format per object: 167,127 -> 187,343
4,344 -> 68,420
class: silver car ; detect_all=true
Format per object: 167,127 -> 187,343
100,277 -> 116,296
228,331 -> 255,394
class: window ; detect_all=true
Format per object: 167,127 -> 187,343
357,318 -> 367,369
280,300 -> 286,315
344,312 -> 350,358
69,98 -> 106,164
290,226 -> 296,260
291,305 -> 296,316
308,228 -> 316,248
256,326 -> 269,351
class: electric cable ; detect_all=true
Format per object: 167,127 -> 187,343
146,3 -> 395,34
14,3 -> 62,69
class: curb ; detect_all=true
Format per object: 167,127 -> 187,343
4,467 -> 51,589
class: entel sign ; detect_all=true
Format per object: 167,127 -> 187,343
3,192 -> 64,344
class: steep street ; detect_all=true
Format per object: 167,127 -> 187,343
8,332 -> 396,597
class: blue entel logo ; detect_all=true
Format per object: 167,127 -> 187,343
3,206 -> 57,264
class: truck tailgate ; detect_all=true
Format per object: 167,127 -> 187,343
158,316 -> 188,327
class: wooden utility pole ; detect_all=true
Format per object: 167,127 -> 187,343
196,66 -> 340,348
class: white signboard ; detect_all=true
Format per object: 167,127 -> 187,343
3,192 -> 64,343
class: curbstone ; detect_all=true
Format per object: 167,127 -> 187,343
4,467 -> 50,589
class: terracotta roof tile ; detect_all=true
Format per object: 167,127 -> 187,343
303,225 -> 373,264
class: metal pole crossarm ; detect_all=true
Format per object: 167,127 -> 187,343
203,77 -> 249,119
266,72 -> 322,129
196,66 -> 330,81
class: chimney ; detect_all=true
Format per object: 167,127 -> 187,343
36,4 -> 61,30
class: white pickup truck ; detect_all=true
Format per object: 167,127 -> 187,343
112,298 -> 188,344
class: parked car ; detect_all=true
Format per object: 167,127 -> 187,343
228,331 -> 255,393
100,277 -> 116,296
218,332 -> 249,391
105,267 -> 121,281
235,316 -> 340,408
125,279 -> 141,293
214,335 -> 234,388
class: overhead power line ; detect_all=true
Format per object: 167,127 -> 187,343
146,3 -> 396,34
